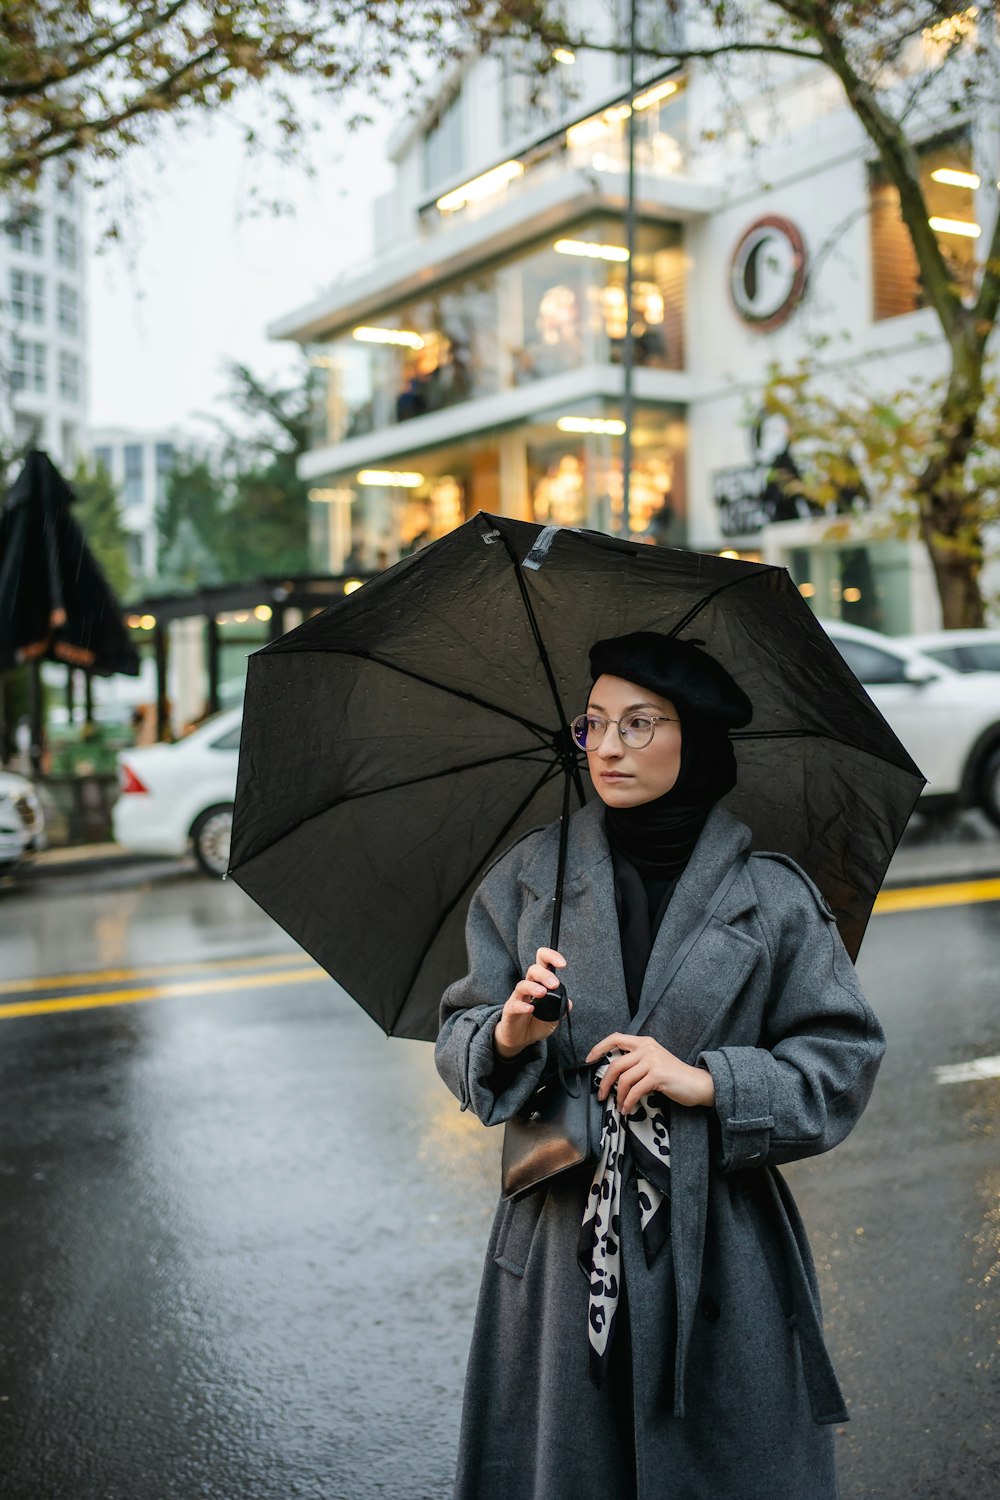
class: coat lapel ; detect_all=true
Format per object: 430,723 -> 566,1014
636,805 -> 761,1061
517,800 -> 762,1061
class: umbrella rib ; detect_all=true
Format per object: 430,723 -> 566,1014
320,747 -> 558,813
230,746 -> 558,875
269,646 -> 555,743
497,534 -> 578,756
730,726 -> 924,780
388,757 -> 565,1037
666,565 -> 782,640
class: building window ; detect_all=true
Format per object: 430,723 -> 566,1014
57,283 -> 79,335
93,444 -> 113,474
422,88 -> 464,191
56,216 -> 78,269
310,217 -> 685,448
10,336 -> 45,393
59,349 -> 81,402
5,205 -> 43,255
870,128 -> 978,320
124,443 -> 145,507
9,269 -> 44,324
154,441 -> 176,503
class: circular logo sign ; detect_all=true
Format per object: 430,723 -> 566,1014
730,217 -> 807,331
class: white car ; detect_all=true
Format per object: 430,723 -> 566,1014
112,707 -> 242,877
900,628 -> 1000,677
822,619 -> 1000,825
0,772 -> 46,875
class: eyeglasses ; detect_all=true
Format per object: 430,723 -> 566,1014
570,711 -> 680,751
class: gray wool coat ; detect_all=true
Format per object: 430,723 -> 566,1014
435,800 -> 886,1500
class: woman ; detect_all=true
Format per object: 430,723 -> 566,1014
435,631 -> 885,1500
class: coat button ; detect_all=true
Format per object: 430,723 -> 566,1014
700,1294 -> 721,1322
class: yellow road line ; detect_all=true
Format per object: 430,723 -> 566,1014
0,967 -> 325,1021
874,877 -> 1000,914
0,949 -> 304,998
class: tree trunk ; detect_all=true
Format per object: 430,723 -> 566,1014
919,524 -> 985,628
915,329 -> 989,628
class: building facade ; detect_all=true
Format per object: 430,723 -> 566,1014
1,166 -> 88,469
89,426 -> 190,581
271,6 -> 992,634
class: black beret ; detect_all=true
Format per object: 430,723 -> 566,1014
589,631 -> 752,729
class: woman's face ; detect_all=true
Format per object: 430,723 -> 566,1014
584,674 -> 682,808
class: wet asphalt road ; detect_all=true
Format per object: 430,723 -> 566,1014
0,862 -> 997,1500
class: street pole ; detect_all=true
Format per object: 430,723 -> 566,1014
620,0 -> 638,539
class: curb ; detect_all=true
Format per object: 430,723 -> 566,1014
20,848 -> 192,879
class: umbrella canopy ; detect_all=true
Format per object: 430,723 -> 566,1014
229,513 -> 924,1041
0,449 -> 139,676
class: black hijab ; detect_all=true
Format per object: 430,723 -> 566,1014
603,708 -> 738,882
588,633 -> 752,1014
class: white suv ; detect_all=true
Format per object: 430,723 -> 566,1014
822,619 -> 1000,826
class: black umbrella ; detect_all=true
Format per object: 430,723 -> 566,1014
229,513 -> 924,1042
0,449 -> 139,676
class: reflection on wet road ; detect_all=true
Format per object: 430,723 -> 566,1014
0,867 -> 997,1499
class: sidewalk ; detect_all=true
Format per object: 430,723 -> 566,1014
25,844 -> 190,877
885,810 -> 1000,887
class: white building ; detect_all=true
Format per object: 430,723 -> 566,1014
270,6 -> 990,634
89,425 -> 191,580
0,166 -> 88,468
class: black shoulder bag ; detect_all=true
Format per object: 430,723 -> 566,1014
500,853 -> 748,1201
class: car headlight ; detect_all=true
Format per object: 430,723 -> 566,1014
14,793 -> 38,829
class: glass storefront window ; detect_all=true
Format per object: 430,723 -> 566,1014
527,406 -> 685,542
308,219 -> 685,448
309,405 -> 686,572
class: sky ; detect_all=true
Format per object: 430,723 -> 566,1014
87,99 -> 395,438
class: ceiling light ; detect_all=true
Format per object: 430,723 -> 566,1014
843,587 -> 862,603
557,416 -> 627,435
929,215 -> 980,237
356,469 -> 425,487
554,238 -> 629,262
352,326 -> 425,349
931,167 -> 981,189
139,614 -> 156,631
343,579 -> 363,595
552,47 -> 575,64
254,605 -> 273,622
436,160 -> 524,213
633,80 -> 678,111
798,582 -> 816,598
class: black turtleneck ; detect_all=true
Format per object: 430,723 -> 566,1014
604,710 -> 737,1015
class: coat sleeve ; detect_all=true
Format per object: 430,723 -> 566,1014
696,858 -> 885,1174
434,855 -> 549,1127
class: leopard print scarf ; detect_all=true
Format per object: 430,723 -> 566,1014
577,1053 -> 672,1384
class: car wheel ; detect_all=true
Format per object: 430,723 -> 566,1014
191,804 -> 233,878
977,747 -> 1000,829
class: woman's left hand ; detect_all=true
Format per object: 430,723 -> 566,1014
585,1034 -> 716,1114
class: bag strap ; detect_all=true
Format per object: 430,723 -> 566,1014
628,852 -> 749,1036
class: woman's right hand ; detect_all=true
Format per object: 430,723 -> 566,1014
494,947 -> 570,1060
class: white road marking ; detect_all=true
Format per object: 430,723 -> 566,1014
934,1055 -> 1000,1085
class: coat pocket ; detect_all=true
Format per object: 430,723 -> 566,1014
492,1187 -> 547,1278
